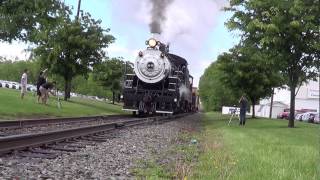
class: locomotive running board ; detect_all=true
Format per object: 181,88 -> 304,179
122,108 -> 138,112
156,110 -> 173,114
122,109 -> 173,114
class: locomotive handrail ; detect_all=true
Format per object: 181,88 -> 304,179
168,76 -> 180,79
174,70 -> 184,74
169,76 -> 181,82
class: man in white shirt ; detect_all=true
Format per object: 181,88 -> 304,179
20,69 -> 28,99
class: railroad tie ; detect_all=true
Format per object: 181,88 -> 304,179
115,123 -> 125,128
46,145 -> 78,152
65,144 -> 87,149
19,151 -> 58,159
80,136 -> 108,142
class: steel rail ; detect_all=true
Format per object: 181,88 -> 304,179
0,114 -> 130,128
0,117 -> 151,155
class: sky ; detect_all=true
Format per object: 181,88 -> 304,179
0,0 -> 240,87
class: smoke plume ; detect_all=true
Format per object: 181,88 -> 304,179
110,0 -> 229,86
149,0 -> 174,34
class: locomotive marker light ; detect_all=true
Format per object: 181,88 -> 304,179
138,51 -> 143,57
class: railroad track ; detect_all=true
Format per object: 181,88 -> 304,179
0,114 -> 130,128
0,114 -> 132,137
0,113 -> 190,157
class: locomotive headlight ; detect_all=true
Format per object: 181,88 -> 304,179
174,98 -> 177,102
147,38 -> 157,48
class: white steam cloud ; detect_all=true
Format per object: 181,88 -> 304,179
111,0 -> 228,86
179,84 -> 191,99
112,0 -> 227,50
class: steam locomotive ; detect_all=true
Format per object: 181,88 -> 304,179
122,37 -> 199,115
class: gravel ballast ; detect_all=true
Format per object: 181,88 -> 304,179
0,113 -> 201,179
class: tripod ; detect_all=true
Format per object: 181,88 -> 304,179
56,88 -> 62,109
228,108 -> 240,126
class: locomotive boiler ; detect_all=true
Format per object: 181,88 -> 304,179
122,37 -> 197,115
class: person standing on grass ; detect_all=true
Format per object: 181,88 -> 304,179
20,69 -> 28,99
239,94 -> 248,126
36,69 -> 47,103
39,81 -> 56,105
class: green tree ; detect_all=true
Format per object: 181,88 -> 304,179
34,12 -> 115,100
0,59 -> 40,84
199,61 -> 239,111
226,0 -> 320,127
0,0 -> 66,42
72,74 -> 113,99
93,57 -> 132,104
218,44 -> 281,118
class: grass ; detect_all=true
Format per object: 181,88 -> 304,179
0,88 -> 124,120
133,159 -> 173,179
191,112 -> 320,180
132,112 -> 319,179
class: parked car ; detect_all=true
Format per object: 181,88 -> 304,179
14,83 -> 21,90
1,81 -> 8,88
27,84 -> 36,92
95,96 -> 104,101
295,113 -> 303,121
11,82 -> 17,90
5,82 -> 11,88
314,113 -> 320,124
301,112 -> 317,123
277,110 -> 290,119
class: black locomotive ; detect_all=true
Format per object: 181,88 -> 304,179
122,38 -> 198,115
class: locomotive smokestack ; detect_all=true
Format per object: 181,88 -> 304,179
151,33 -> 161,41
149,0 -> 174,34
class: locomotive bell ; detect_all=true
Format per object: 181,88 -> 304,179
134,49 -> 171,84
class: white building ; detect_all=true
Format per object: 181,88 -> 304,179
256,78 -> 319,118
255,101 -> 289,118
295,79 -> 319,111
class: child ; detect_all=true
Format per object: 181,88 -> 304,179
20,69 -> 28,99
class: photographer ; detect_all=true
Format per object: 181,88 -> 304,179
239,94 -> 248,126
39,81 -> 56,105
36,69 -> 47,103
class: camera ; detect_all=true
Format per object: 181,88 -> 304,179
229,108 -> 237,115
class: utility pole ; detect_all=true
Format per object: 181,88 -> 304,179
76,0 -> 81,20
